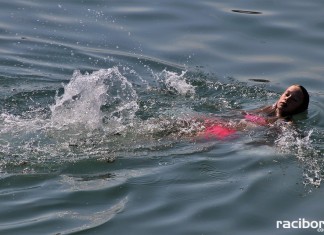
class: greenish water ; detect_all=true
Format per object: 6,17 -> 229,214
0,0 -> 324,234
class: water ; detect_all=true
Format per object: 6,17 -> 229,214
0,0 -> 324,234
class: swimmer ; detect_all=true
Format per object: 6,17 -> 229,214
202,84 -> 309,139
248,84 -> 309,120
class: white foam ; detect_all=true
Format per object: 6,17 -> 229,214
50,67 -> 139,132
275,126 -> 322,186
158,70 -> 195,95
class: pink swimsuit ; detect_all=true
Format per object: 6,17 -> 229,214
201,114 -> 267,139
203,125 -> 236,139
244,114 -> 267,126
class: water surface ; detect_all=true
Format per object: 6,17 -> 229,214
0,0 -> 324,234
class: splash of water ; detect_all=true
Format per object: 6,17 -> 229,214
0,67 -> 142,173
50,67 -> 139,132
155,70 -> 195,96
275,126 -> 322,187
0,67 -> 199,172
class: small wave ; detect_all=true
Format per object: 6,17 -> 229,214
56,196 -> 128,234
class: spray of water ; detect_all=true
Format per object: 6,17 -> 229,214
0,67 -> 200,172
275,125 -> 322,187
50,67 -> 139,132
154,69 -> 195,96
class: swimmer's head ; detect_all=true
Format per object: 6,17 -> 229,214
275,85 -> 309,117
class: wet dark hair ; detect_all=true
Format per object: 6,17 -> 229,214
291,84 -> 309,115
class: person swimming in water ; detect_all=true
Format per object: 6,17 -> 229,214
202,84 -> 309,139
249,84 -> 309,119
147,84 -> 309,139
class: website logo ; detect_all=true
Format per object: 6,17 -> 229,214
276,218 -> 324,232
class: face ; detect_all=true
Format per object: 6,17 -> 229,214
276,85 -> 304,117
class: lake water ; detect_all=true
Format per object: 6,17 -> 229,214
0,0 -> 324,234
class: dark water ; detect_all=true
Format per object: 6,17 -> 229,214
1,0 -> 324,234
